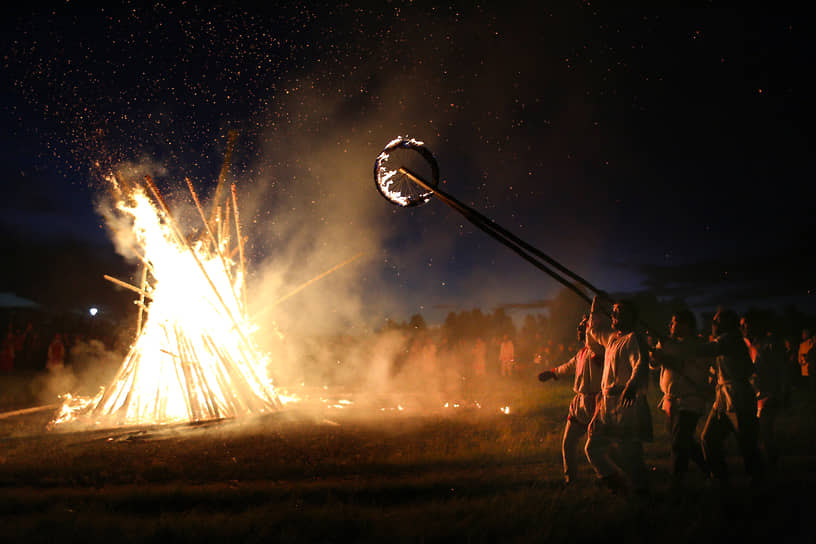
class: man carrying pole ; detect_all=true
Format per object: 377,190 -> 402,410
740,313 -> 785,472
585,294 -> 653,497
700,308 -> 764,488
538,315 -> 604,484
650,310 -> 711,491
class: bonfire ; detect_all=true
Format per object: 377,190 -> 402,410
52,137 -> 283,428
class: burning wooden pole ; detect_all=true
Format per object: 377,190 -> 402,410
231,183 -> 248,316
251,251 -> 366,324
103,274 -> 152,300
136,265 -> 148,336
0,405 -> 59,420
209,130 -> 238,230
222,197 -> 231,249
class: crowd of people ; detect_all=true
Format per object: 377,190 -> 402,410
391,331 -> 578,383
379,310 -> 582,386
537,294 -> 815,498
0,311 -> 128,376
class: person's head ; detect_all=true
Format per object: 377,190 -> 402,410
803,329 -> 812,342
611,300 -> 638,333
576,315 -> 588,344
712,308 -> 739,337
670,310 -> 696,339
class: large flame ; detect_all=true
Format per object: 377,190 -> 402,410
52,177 -> 283,428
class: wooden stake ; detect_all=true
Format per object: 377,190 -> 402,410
209,130 -> 238,231
97,352 -> 132,416
136,265 -> 148,336
223,196 -> 231,249
104,275 -> 152,299
231,183 -> 248,316
0,404 -> 59,420
113,352 -> 139,423
174,323 -> 201,421
168,341 -> 194,422
254,252 -> 366,323
398,166 -> 596,304
181,334 -> 221,419
215,205 -> 223,247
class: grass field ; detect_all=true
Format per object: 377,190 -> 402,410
1,374 -> 814,543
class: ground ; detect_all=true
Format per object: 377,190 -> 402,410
0,374 -> 814,543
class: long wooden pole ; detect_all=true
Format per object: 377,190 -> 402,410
104,274 -> 152,300
223,196 -> 231,248
0,404 -> 59,420
252,252 -> 366,323
397,168 -> 592,304
398,167 -> 602,297
275,252 -> 366,307
230,183 -> 248,316
136,265 -> 148,336
209,130 -> 238,230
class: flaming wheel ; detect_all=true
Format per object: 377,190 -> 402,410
374,136 -> 439,207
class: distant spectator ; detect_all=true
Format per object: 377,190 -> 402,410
798,329 -> 814,391
741,314 -> 785,471
499,334 -> 515,377
783,337 -> 799,400
650,310 -> 710,490
421,336 -> 438,376
1,330 -> 15,373
18,322 -> 35,369
46,333 -> 66,372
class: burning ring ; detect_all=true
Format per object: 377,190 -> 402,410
373,136 -> 439,207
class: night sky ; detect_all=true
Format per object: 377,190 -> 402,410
1,3 -> 814,329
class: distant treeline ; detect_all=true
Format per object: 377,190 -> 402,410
380,288 -> 816,347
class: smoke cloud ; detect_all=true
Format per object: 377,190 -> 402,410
30,339 -> 121,406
